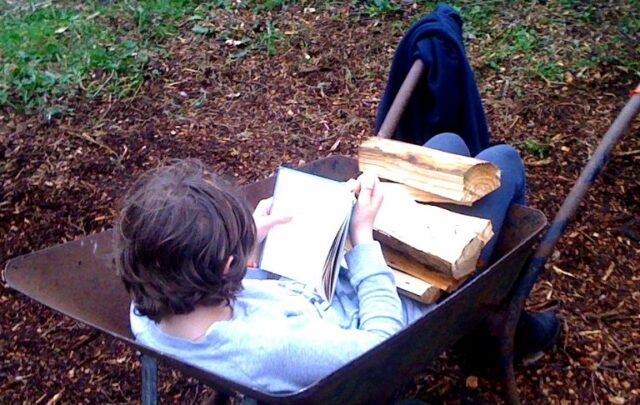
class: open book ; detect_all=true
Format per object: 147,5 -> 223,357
259,167 -> 355,303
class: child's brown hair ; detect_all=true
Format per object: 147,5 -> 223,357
115,159 -> 256,322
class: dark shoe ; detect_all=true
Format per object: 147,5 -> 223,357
455,310 -> 560,371
514,310 -> 560,364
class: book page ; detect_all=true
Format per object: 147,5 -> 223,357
322,216 -> 350,301
259,168 -> 354,293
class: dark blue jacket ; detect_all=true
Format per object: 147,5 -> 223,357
374,3 -> 490,155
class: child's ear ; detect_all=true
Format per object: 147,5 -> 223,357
223,256 -> 234,275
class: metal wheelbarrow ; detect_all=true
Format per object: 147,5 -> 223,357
4,64 -> 639,403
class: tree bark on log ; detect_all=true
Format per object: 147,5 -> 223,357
359,137 -> 500,204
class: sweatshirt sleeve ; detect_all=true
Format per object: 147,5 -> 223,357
344,240 -> 404,338
248,317 -> 401,393
241,242 -> 406,392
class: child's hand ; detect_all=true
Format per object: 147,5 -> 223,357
347,172 -> 384,246
253,198 -> 292,243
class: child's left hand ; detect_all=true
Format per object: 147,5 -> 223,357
253,197 -> 292,243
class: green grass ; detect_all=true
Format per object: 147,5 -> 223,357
364,0 -> 400,18
452,2 -> 500,37
1,0 -> 638,115
470,0 -> 640,83
519,138 -> 551,159
257,20 -> 284,56
0,0 -> 297,114
252,0 -> 289,12
0,0 -> 196,114
480,24 -> 565,81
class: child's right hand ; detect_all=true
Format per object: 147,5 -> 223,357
347,172 -> 384,247
253,198 -> 292,243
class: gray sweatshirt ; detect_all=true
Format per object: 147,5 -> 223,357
130,241 -> 430,393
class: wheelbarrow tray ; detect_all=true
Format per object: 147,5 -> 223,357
5,156 -> 546,404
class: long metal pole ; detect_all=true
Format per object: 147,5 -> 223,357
502,86 -> 640,404
514,87 -> 640,307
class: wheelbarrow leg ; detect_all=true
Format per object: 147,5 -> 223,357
486,307 -> 522,405
498,320 -> 520,405
141,353 -> 158,405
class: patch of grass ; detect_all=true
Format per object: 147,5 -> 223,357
0,0 -> 198,114
0,0 -> 313,112
252,0 -> 289,12
3,0 -> 638,114
475,0 -> 639,84
480,23 -> 566,81
552,0 -> 639,78
205,0 -> 236,11
257,20 -> 284,56
364,0 -> 400,17
557,0 -> 599,23
217,17 -> 285,61
454,2 -> 500,37
533,60 -> 564,81
519,139 -> 551,159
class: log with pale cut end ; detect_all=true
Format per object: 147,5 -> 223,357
382,246 -> 464,292
359,137 -> 500,204
374,191 -> 494,279
390,269 -> 442,304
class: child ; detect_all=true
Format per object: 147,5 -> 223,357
116,133 -> 555,393
116,158 -> 406,393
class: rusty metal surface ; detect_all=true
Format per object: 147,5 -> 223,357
240,155 -> 359,208
5,229 -> 131,339
4,155 -> 546,404
281,204 -> 545,405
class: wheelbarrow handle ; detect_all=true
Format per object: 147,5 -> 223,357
377,59 -> 425,139
511,84 -> 640,314
496,84 -> 640,405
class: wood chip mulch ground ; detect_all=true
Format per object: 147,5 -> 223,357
1,5 -> 638,404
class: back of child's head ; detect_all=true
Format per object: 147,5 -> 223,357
115,159 -> 256,322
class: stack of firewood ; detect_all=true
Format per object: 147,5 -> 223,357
359,137 -> 501,303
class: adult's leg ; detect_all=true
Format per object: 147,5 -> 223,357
423,132 -> 471,156
403,134 -> 527,324
461,144 -> 526,265
424,133 -> 526,265
424,134 -> 557,362
400,133 -> 471,324
458,149 -> 557,364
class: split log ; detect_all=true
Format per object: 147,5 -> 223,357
359,137 -> 500,204
390,269 -> 442,304
374,191 -> 494,279
382,246 -> 464,292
